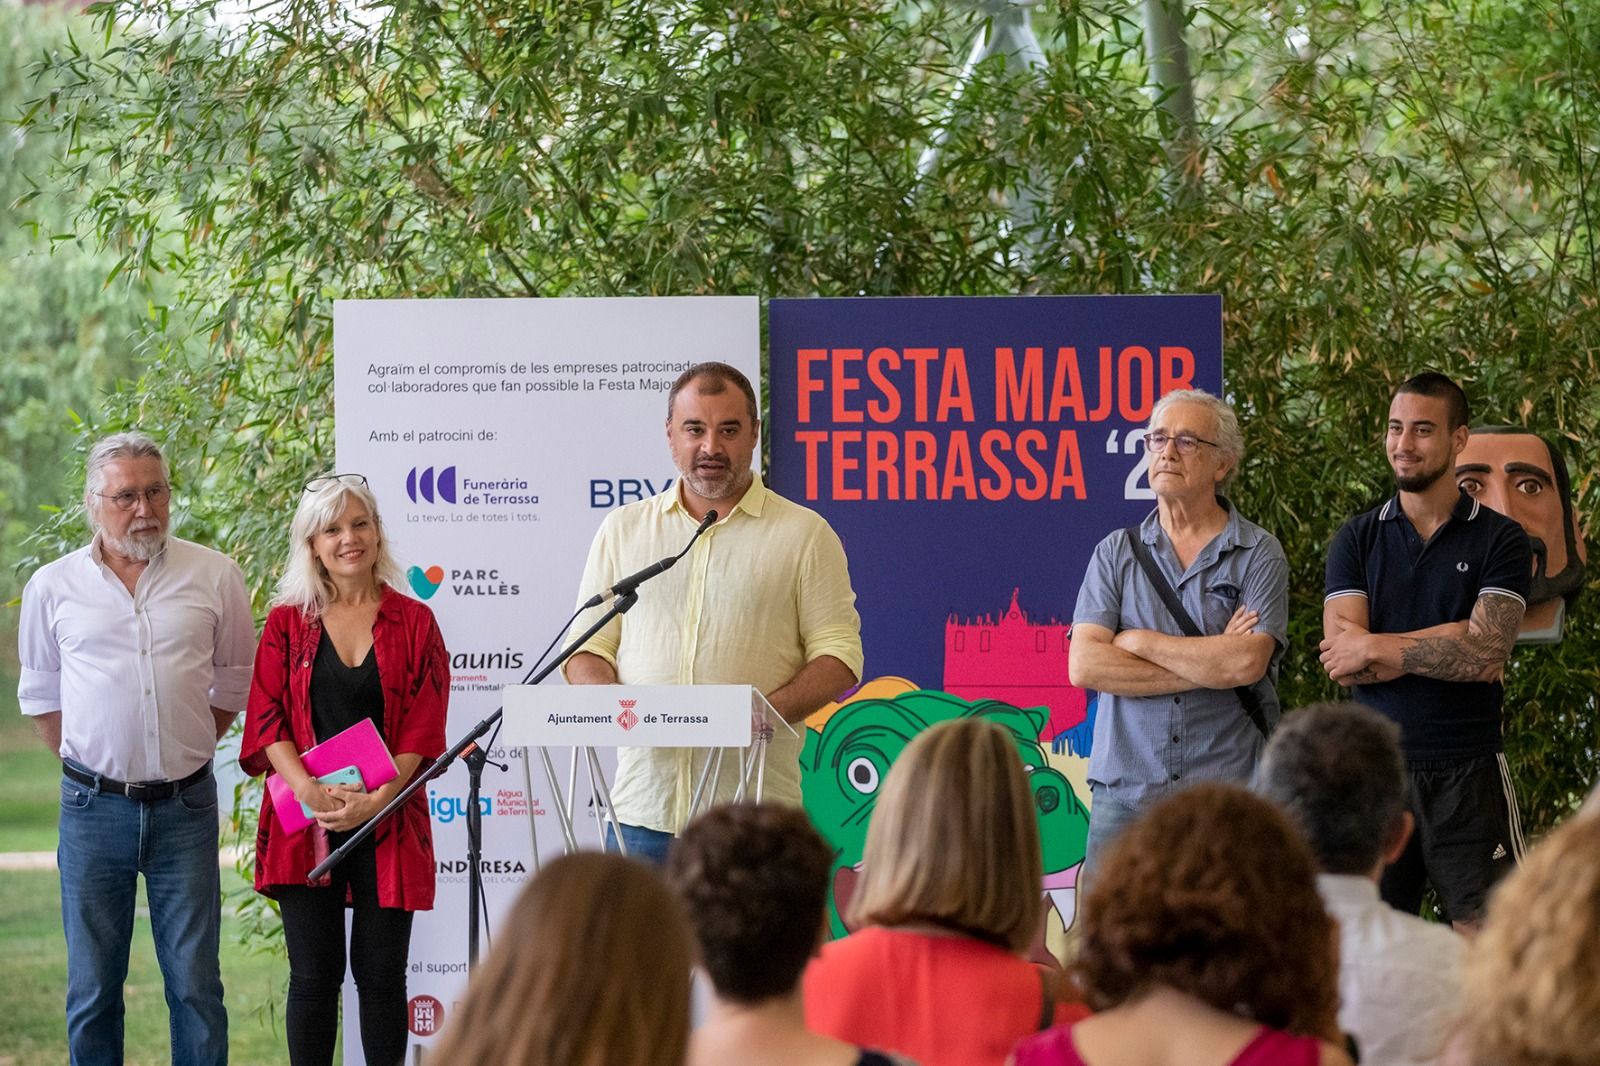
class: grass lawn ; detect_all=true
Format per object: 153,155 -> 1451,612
0,868 -> 294,1065
0,682 -> 63,854
0,637 -> 308,1064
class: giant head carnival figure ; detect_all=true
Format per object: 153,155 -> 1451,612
1456,427 -> 1588,643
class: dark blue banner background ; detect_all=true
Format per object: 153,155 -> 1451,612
769,294 -> 1223,707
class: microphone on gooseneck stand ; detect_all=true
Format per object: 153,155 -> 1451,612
581,509 -> 718,608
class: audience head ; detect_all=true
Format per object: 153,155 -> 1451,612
1072,783 -> 1339,1038
429,852 -> 692,1066
1257,701 -> 1410,875
276,472 -> 401,615
667,803 -> 834,1004
1458,814 -> 1600,1066
848,717 -> 1043,954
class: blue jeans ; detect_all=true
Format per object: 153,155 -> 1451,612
1081,785 -> 1145,887
603,822 -> 675,866
58,764 -> 227,1066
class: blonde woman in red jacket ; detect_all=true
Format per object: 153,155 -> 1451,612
241,473 -> 449,1066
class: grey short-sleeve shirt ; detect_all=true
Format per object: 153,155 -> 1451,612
1072,498 -> 1289,809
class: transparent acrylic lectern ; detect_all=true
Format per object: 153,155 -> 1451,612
501,684 -> 794,864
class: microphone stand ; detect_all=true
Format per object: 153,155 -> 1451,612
307,589 -> 638,968
306,507 -> 716,968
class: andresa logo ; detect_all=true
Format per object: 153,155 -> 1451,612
429,791 -> 494,825
436,859 -> 529,875
407,465 -> 458,504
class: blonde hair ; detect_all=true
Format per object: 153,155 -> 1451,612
1459,814 -> 1600,1066
273,477 -> 401,617
848,718 -> 1043,953
428,853 -> 693,1066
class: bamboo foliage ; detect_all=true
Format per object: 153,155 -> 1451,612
15,0 -> 1599,854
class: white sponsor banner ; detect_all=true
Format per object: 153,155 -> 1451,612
503,684 -> 756,747
333,297 -> 759,1063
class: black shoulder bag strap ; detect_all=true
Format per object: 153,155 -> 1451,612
1122,527 -> 1272,739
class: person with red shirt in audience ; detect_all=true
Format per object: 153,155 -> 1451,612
804,718 -> 1087,1066
242,473 -> 449,1066
1011,784 -> 1353,1066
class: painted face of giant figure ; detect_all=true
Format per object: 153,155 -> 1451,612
1456,428 -> 1587,643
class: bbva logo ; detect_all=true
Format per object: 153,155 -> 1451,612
407,466 -> 457,504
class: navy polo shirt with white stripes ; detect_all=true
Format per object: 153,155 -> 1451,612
1325,491 -> 1530,762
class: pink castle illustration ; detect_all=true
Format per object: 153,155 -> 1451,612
943,589 -> 1088,747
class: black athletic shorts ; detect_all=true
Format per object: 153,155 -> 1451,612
1380,753 -> 1526,923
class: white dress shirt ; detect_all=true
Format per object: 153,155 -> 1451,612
18,535 -> 255,782
1319,873 -> 1465,1066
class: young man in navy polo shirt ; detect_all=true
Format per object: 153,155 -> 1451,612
1321,372 -> 1530,931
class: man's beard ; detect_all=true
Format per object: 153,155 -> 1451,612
1528,535 -> 1587,604
102,525 -> 167,561
1393,455 -> 1452,493
682,460 -> 749,501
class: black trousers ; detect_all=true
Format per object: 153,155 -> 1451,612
277,839 -> 415,1066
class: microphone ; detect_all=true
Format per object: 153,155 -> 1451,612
582,509 -> 718,608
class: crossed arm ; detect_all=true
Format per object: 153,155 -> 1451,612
1319,593 -> 1523,686
1068,606 -> 1277,696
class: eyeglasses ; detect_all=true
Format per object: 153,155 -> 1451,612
1143,432 -> 1220,456
92,485 -> 171,510
304,473 -> 368,492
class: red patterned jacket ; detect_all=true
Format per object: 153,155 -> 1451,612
242,585 -> 449,910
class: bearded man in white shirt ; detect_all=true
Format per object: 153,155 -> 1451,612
564,362 -> 863,866
17,431 -> 254,1066
1258,701 -> 1464,1066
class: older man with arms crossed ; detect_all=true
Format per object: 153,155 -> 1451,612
564,362 -> 863,865
17,431 -> 254,1065
1259,702 -> 1464,1066
1069,389 -> 1289,872
1321,373 -> 1530,930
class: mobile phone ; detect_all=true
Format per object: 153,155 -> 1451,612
299,764 -> 366,819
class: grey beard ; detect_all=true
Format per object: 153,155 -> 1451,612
102,527 -> 167,561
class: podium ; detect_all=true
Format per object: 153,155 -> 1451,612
501,684 -> 793,860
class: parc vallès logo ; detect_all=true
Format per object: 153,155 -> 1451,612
616,699 -> 640,731
407,565 -> 521,601
407,565 -> 445,599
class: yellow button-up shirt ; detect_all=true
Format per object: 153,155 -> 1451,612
565,472 -> 863,833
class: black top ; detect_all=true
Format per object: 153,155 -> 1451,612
1325,491 -> 1530,762
310,628 -> 386,746
311,629 -> 386,850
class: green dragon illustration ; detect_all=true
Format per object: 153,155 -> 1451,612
800,688 -> 1090,940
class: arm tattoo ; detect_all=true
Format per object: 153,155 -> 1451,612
1399,595 -> 1523,682
1344,666 -> 1382,684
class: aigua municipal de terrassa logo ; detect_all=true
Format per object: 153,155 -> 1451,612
616,699 -> 640,731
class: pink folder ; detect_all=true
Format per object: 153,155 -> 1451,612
265,718 -> 399,835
